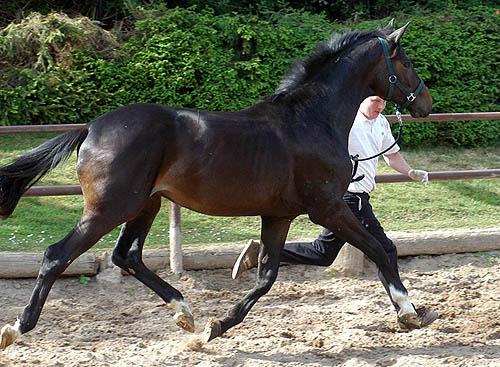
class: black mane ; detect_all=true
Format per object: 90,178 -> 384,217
276,29 -> 386,95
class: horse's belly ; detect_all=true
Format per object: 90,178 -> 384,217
153,181 -> 301,217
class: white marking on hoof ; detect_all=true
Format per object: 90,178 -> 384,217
1,319 -> 21,350
389,285 -> 416,316
170,299 -> 195,332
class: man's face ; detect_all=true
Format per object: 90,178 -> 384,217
359,96 -> 387,120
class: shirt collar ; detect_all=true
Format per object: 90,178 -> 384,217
355,110 -> 376,124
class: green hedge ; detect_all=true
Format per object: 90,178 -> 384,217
0,6 -> 498,147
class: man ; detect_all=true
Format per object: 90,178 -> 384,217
232,95 -> 438,330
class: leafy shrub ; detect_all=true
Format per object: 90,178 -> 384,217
0,12 -> 118,71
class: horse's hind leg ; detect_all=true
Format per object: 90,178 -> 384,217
1,212 -> 118,349
110,194 -> 194,333
309,199 -> 419,329
203,216 -> 293,342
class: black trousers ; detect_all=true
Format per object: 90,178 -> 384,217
281,192 -> 400,312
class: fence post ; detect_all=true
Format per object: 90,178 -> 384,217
330,244 -> 365,276
169,201 -> 183,274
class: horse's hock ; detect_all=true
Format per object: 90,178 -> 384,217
0,228 -> 499,278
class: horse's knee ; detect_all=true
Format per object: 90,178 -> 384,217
112,230 -> 136,267
255,280 -> 273,296
254,267 -> 279,295
39,244 -> 68,278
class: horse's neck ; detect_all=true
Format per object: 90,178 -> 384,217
317,54 -> 376,139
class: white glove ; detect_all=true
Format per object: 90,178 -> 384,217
408,169 -> 429,187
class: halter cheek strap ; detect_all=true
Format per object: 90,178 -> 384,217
378,37 -> 425,111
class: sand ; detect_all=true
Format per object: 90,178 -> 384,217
1,250 -> 499,366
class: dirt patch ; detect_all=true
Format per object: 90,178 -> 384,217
1,251 -> 499,366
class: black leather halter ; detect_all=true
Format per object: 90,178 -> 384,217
378,37 -> 425,111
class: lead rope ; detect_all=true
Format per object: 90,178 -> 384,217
350,109 -> 403,182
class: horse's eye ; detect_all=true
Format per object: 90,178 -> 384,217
403,61 -> 411,68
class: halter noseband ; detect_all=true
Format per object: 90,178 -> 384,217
378,37 -> 424,111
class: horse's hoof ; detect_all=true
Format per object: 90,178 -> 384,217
170,299 -> 195,332
202,318 -> 222,343
174,312 -> 195,333
1,323 -> 20,350
416,307 -> 438,328
398,312 -> 420,330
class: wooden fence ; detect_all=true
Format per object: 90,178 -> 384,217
1,112 -> 499,276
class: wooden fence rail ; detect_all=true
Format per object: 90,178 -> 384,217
385,111 -> 500,123
1,112 -> 500,135
19,169 -> 500,197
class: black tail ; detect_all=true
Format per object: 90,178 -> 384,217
0,128 -> 89,219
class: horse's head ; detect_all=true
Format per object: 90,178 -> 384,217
370,21 -> 432,117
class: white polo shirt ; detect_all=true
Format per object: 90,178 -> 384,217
347,111 -> 399,193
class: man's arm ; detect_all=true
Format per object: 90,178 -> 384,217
383,152 -> 428,186
383,152 -> 412,175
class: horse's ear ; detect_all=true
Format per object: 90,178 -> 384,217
387,22 -> 410,56
382,18 -> 395,33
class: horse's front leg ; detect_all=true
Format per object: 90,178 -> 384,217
203,216 -> 293,342
308,198 -> 419,329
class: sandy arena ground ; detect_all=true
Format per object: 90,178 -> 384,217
1,250 -> 499,367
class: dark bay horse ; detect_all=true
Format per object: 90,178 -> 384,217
0,21 -> 432,349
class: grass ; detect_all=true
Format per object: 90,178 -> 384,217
0,133 -> 499,252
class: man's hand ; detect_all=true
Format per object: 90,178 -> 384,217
408,169 -> 429,187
